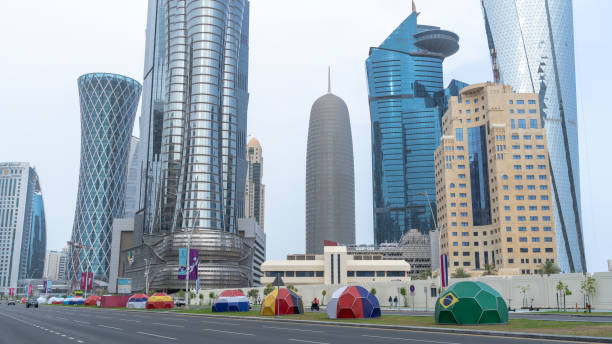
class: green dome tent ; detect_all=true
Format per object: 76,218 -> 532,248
435,281 -> 508,325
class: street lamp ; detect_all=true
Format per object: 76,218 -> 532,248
418,191 -> 442,290
144,258 -> 152,295
180,209 -> 199,309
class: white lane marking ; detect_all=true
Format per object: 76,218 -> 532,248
288,339 -> 329,344
69,337 -> 74,340
74,320 -> 90,324
56,317 -> 70,321
201,320 -> 240,326
95,315 -> 112,319
97,324 -> 122,331
202,328 -> 255,336
361,334 -> 460,344
264,326 -> 323,333
137,331 -> 176,340
152,322 -> 184,328
119,318 -> 141,323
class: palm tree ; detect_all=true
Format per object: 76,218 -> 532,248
247,289 -> 259,304
419,268 -> 432,280
518,285 -> 530,308
399,287 -> 408,307
539,261 -> 561,276
580,275 -> 596,308
483,264 -> 497,276
451,268 -> 471,278
321,290 -> 327,306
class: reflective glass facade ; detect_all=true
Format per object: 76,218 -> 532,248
25,192 -> 46,278
467,125 -> 491,226
482,0 -> 585,272
69,73 -> 141,283
366,11 -> 459,244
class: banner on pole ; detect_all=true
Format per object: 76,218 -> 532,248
47,280 -> 52,293
196,278 -> 200,294
440,254 -> 449,288
87,272 -> 94,290
189,249 -> 198,280
43,281 -> 47,294
27,284 -> 32,296
178,248 -> 187,280
8,288 -> 14,297
80,272 -> 87,290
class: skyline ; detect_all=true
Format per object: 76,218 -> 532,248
1,0 -> 610,272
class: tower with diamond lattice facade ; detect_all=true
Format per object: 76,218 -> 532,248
68,73 -> 141,285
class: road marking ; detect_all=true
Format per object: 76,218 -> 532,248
201,320 -> 241,326
152,322 -> 184,328
120,318 -> 141,322
95,315 -> 112,319
288,339 -> 329,344
202,328 -> 254,336
57,317 -> 70,321
74,320 -> 90,324
137,331 -> 176,340
362,334 -> 460,344
264,326 -> 322,333
97,325 -> 122,331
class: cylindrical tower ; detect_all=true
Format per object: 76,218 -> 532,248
69,73 -> 141,284
306,79 -> 355,254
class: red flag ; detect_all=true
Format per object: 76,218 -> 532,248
87,272 -> 94,290
80,272 -> 86,290
27,285 -> 32,296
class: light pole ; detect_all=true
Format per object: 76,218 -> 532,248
181,209 -> 199,309
144,258 -> 151,295
418,191 -> 442,290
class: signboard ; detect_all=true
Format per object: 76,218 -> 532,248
409,285 -> 415,295
178,248 -> 187,280
86,272 -> 94,291
47,280 -> 52,293
74,290 -> 84,297
80,272 -> 87,290
188,249 -> 198,280
440,254 -> 449,288
117,278 -> 132,294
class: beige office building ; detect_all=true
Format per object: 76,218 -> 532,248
245,137 -> 265,230
435,83 -> 557,276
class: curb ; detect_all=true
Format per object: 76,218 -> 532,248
61,307 -> 612,343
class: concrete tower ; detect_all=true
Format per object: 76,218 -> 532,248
306,70 -> 355,254
245,137 -> 265,229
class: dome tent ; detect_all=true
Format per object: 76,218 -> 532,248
84,295 -> 101,306
435,281 -> 508,325
261,288 -> 304,316
127,293 -> 149,309
326,286 -> 381,319
212,290 -> 250,312
146,292 -> 173,309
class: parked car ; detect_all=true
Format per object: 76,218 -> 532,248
25,298 -> 38,308
7,300 -> 16,306
174,298 -> 186,307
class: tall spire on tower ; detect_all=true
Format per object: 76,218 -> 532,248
328,66 -> 331,93
412,0 -> 417,13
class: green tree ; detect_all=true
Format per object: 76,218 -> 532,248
518,285 -> 530,308
370,288 -> 377,296
556,281 -> 572,311
418,268 -> 432,280
287,285 -> 298,293
208,291 -> 216,306
178,290 -> 185,299
263,284 -> 275,296
321,290 -> 327,306
580,275 -> 596,308
483,264 -> 497,276
198,293 -> 204,306
539,261 -> 561,276
399,287 -> 408,307
247,289 -> 259,304
451,268 -> 471,278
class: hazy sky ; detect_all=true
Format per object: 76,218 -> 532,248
1,1 -> 610,272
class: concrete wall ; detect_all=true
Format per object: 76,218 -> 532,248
192,272 -> 612,311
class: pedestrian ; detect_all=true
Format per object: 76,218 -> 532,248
393,296 -> 398,308
388,296 -> 393,308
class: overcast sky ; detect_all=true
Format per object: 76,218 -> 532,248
1,0 -> 610,272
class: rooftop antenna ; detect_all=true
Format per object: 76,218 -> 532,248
328,66 -> 331,93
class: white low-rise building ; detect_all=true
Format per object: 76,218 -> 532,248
261,245 -> 410,286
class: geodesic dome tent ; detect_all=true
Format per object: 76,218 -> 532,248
146,292 -> 174,309
326,286 -> 381,319
213,290 -> 250,312
261,288 -> 304,316
84,295 -> 101,306
126,293 -> 149,309
435,281 -> 508,325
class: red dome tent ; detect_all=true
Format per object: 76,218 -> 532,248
84,295 -> 101,306
146,292 -> 174,309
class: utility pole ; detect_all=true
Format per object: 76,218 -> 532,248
144,258 -> 151,295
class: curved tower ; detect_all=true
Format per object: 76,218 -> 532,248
366,7 -> 459,244
482,0 -> 585,273
306,72 -> 355,254
69,73 -> 141,284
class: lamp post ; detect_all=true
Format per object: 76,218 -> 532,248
418,191 -> 442,290
144,258 -> 151,295
181,209 -> 199,309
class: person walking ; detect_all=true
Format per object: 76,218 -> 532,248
393,296 -> 398,308
388,296 -> 393,308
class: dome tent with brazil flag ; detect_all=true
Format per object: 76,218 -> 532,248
435,281 -> 508,325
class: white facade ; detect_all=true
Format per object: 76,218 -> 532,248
262,245 -> 411,286
0,163 -> 37,293
608,260 -> 612,272
43,250 -> 62,280
108,218 -> 134,293
238,218 -> 266,286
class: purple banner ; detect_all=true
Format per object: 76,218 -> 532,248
43,280 -> 47,294
189,249 -> 198,280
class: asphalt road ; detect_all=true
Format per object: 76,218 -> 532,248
0,304 -> 593,344
381,309 -> 612,323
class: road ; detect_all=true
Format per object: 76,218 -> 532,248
381,309 -> 612,323
0,304 -> 594,344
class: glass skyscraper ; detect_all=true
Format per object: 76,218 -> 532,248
482,0 -> 585,272
0,162 -> 47,293
68,73 -> 141,284
366,9 -> 459,244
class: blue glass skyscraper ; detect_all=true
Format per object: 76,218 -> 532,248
366,9 -> 459,244
69,73 -> 141,283
482,0 -> 585,272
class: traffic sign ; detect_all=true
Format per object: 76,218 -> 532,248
409,285 -> 415,295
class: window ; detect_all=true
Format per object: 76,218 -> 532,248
528,100 -> 536,104
466,100 -> 470,104
451,212 -> 457,217
527,175 -> 535,180
511,119 -> 516,129
456,128 -> 463,141
512,145 -> 520,149
504,206 -> 510,210
520,248 -> 529,253
528,195 -> 536,200
504,196 -> 510,200
538,165 -> 546,170
502,175 -> 508,180
462,232 -> 469,236
513,155 -> 521,160
461,242 -> 469,247
517,206 -> 525,211
519,237 -> 527,242
537,155 -> 546,160
541,195 -> 549,200
461,212 -> 468,217
544,226 -> 552,231
529,109 -> 537,114
452,232 -> 458,236
376,271 -> 385,277
518,119 -> 526,128
296,271 -> 315,277
460,193 -> 467,197
458,174 -> 466,179
505,216 -> 511,221
506,237 -> 512,242
509,100 -> 514,104
542,206 -> 550,211
524,135 -> 531,140
462,252 -> 470,256
526,165 -> 534,170
525,155 -> 533,160
529,206 -> 537,211
508,248 -> 513,252
285,271 -> 295,277
533,248 -> 541,253
459,184 -> 466,188
536,135 -> 544,140
518,109 -> 525,114
457,146 -> 464,151
514,165 -> 522,170
387,271 -> 405,277
356,271 -> 375,277
543,216 -> 551,221
518,216 -> 526,221
503,185 -> 508,190
545,248 -> 553,252
506,226 -> 512,231
516,195 -> 524,200
540,185 -> 548,190
519,226 -> 527,231
453,252 -> 459,256
527,185 -> 535,190
452,222 -> 457,227
510,109 -> 515,114
515,185 -> 523,190
531,226 -> 539,231
512,135 -> 519,140
460,202 -> 467,207
544,237 -> 553,242
514,175 -> 523,180
509,259 -> 515,264
532,237 -> 540,242
450,183 -> 455,188
453,242 -> 458,246
517,100 -> 524,104
539,175 -> 547,180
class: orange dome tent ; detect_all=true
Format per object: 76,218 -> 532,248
84,295 -> 101,306
146,292 -> 174,309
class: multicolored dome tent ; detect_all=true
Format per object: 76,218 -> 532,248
69,297 -> 85,305
127,293 -> 149,309
84,295 -> 101,306
435,281 -> 508,325
146,292 -> 174,309
213,290 -> 250,312
261,288 -> 304,316
49,297 -> 64,305
326,286 -> 381,319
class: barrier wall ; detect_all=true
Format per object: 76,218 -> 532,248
100,295 -> 130,308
